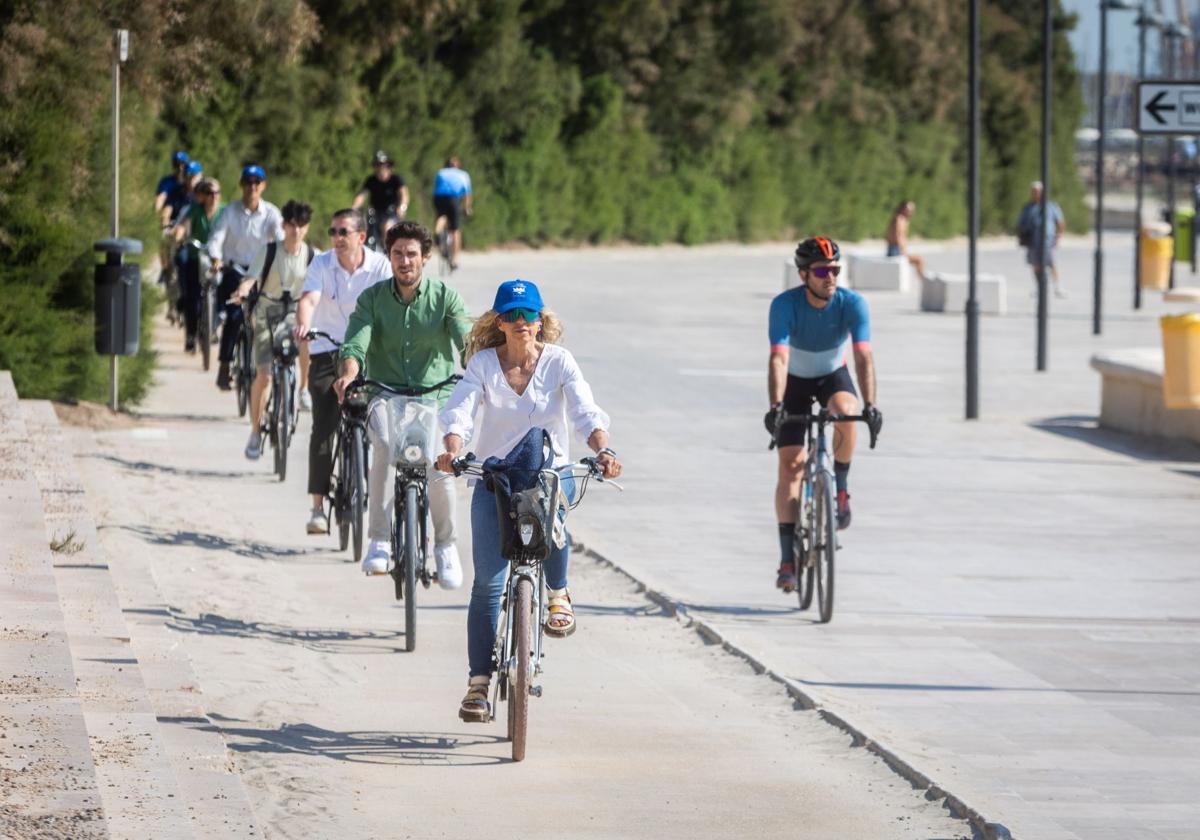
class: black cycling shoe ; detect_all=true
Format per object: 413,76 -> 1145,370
836,491 -> 852,530
776,562 -> 798,593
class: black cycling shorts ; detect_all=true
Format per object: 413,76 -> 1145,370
778,366 -> 858,448
434,194 -> 463,231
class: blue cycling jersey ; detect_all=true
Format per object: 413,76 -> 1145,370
433,167 -> 472,197
768,286 -> 871,379
156,174 -> 190,221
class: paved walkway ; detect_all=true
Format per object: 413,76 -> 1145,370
440,237 -> 1200,840
58,313 -> 969,838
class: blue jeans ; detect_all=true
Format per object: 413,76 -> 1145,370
467,477 -> 574,677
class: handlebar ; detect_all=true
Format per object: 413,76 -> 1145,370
345,375 -> 461,399
303,329 -> 340,347
770,409 -> 879,451
448,453 -> 623,491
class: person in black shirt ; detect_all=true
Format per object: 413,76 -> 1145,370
352,150 -> 409,250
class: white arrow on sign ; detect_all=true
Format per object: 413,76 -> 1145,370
1136,81 -> 1200,135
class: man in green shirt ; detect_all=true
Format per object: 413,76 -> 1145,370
333,220 -> 470,584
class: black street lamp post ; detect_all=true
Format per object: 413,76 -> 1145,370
1094,0 -> 1138,337
1134,8 -> 1164,310
1164,21 -> 1189,290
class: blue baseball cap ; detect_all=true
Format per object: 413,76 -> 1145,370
240,164 -> 266,182
185,160 -> 202,176
172,150 -> 190,165
493,279 -> 544,314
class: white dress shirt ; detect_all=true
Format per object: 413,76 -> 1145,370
439,344 -> 610,469
206,199 -> 284,266
301,248 -> 392,354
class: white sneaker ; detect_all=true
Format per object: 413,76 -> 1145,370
435,543 -> 463,590
299,389 -> 313,412
1054,286 -> 1067,299
363,539 -> 391,576
244,432 -> 262,460
306,508 -> 328,535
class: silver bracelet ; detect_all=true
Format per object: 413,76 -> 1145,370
597,447 -> 617,459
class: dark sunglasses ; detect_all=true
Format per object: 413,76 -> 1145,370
328,226 -> 359,237
810,265 -> 841,279
501,307 -> 541,323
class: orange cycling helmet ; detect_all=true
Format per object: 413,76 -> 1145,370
793,236 -> 841,270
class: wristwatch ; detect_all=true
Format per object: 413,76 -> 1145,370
597,447 -> 617,459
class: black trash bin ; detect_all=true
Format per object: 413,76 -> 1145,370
94,238 -> 143,356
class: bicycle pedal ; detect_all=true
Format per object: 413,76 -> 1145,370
530,685 -> 543,698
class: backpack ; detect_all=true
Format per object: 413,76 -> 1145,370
260,241 -> 316,290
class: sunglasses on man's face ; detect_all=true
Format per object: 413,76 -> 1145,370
501,307 -> 541,323
328,226 -> 359,237
810,265 -> 842,279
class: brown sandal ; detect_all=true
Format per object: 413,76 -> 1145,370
458,677 -> 491,723
544,588 -> 576,638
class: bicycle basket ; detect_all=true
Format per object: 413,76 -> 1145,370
382,395 -> 439,467
495,470 -> 569,562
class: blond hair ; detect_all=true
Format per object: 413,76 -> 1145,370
464,308 -> 564,361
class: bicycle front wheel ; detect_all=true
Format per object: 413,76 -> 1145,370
199,291 -> 213,371
275,371 -> 291,482
794,519 -> 814,611
814,473 -> 836,624
349,426 -> 366,563
235,333 -> 249,417
509,577 -> 532,762
403,482 -> 419,652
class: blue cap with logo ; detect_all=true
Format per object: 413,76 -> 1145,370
172,150 -> 190,166
185,160 -> 202,176
241,164 -> 266,183
493,279 -> 544,314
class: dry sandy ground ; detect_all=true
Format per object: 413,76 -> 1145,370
65,319 -> 970,839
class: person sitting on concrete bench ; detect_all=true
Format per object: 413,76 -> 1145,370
885,199 -> 927,281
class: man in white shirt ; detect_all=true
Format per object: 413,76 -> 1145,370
207,164 -> 284,390
294,208 -> 391,535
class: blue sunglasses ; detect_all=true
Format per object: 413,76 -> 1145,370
501,307 -> 541,323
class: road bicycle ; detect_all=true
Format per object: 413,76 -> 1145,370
771,408 -> 877,623
345,375 -> 460,652
305,330 -> 369,562
257,290 -> 301,482
450,449 -> 621,761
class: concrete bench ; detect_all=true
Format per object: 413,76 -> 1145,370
920,271 -> 1007,315
1089,348 -> 1200,445
847,254 -> 911,292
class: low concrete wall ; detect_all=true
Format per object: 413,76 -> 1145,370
921,272 -> 1007,315
847,254 -> 911,292
1090,348 -> 1200,444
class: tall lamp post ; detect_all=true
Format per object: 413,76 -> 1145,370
1093,0 -> 1138,337
1037,0 -> 1052,372
1164,21 -> 1189,290
1134,8 -> 1164,310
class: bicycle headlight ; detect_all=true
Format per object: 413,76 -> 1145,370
403,444 -> 423,463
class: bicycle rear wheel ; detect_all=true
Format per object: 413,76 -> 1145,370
403,482 -> 419,652
349,427 -> 366,563
509,577 -> 532,762
335,430 -> 350,551
234,331 -> 249,417
814,473 -> 836,624
199,290 -> 213,371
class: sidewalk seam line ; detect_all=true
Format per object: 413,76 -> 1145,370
573,539 -> 1014,840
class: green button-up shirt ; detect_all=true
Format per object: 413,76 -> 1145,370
339,275 -> 471,404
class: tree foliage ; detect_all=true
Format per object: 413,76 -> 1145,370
0,0 -> 1084,402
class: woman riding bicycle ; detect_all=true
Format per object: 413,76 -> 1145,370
435,279 -> 622,722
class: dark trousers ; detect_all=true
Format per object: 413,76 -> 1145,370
217,265 -> 246,364
308,351 -> 341,496
179,256 -> 201,340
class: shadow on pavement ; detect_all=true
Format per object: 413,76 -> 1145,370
792,677 -> 1200,698
164,610 -> 408,654
110,523 -> 332,560
86,452 -> 257,480
1031,415 -> 1200,463
132,410 -> 232,423
164,714 -> 508,766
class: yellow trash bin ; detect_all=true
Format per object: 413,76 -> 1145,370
1140,223 -> 1172,290
1160,313 -> 1200,409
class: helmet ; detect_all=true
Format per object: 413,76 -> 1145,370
373,150 -> 392,166
172,150 -> 190,166
793,236 -> 841,270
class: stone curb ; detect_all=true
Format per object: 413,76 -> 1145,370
572,539 -> 1014,840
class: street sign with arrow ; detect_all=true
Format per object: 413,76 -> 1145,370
1136,81 -> 1200,135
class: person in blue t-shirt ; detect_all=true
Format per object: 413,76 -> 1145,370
1016,180 -> 1066,298
432,156 -> 473,269
764,236 -> 883,593
155,150 -> 192,312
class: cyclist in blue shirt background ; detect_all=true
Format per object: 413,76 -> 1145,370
432,156 -> 473,269
764,236 -> 882,593
155,150 -> 192,280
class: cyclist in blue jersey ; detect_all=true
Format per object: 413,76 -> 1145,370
155,150 -> 192,281
765,236 -> 883,592
432,156 -> 473,269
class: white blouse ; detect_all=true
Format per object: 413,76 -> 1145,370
439,344 -> 610,468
